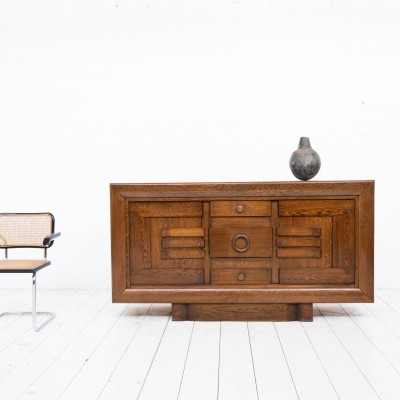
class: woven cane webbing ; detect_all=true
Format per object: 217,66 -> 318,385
0,260 -> 49,271
0,214 -> 52,247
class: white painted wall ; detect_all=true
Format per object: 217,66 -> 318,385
0,0 -> 399,289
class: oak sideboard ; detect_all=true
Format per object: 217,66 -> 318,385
110,181 -> 374,321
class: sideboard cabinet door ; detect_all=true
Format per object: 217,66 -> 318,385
277,200 -> 355,285
129,202 -> 204,285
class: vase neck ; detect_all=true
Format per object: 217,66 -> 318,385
298,137 -> 311,149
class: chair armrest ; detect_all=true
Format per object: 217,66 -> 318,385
43,232 -> 61,246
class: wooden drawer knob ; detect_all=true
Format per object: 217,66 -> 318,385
237,273 -> 245,281
236,205 -> 244,213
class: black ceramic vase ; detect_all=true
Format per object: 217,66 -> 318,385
289,137 -> 321,181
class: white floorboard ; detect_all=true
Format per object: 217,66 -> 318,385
366,294 -> 400,338
137,315 -> 193,400
0,290 -> 74,350
248,322 -> 298,400
18,302 -> 142,399
275,319 -> 339,400
1,289 -> 400,400
99,303 -> 170,399
342,303 -> 400,374
304,307 -> 378,400
0,290 -> 93,379
218,322 -> 258,400
0,291 -> 109,398
56,304 -> 150,400
0,289 -> 54,334
319,303 -> 400,399
178,321 -> 220,400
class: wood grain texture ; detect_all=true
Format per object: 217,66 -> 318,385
277,237 -> 321,247
271,200 -> 279,284
161,248 -> 204,259
280,268 -> 354,285
129,212 -> 151,277
130,269 -> 203,285
119,287 -> 370,304
111,181 -> 371,199
129,201 -> 202,217
210,201 -> 271,217
171,303 -> 187,321
151,217 -> 203,269
202,202 -> 211,284
334,211 -> 355,276
211,268 -> 272,285
277,248 -> 321,258
276,227 -> 321,237
279,199 -> 354,216
161,238 -> 204,248
211,217 -> 270,227
110,185 -> 127,302
161,228 -> 205,238
358,182 -> 374,301
209,227 -> 272,258
111,181 -> 374,308
276,216 -> 332,269
128,202 -> 205,284
171,303 -> 313,321
211,258 -> 271,269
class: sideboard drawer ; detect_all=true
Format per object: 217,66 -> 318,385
209,227 -> 272,258
210,201 -> 271,217
211,268 -> 271,285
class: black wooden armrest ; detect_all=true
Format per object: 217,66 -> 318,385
43,232 -> 61,246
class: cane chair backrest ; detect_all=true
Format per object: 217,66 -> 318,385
0,213 -> 54,248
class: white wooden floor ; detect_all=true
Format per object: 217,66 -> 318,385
1,289 -> 400,400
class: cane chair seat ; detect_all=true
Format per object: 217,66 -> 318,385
0,260 -> 51,273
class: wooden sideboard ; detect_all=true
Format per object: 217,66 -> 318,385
110,181 -> 374,321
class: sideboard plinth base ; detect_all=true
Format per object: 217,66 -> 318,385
171,303 -> 313,322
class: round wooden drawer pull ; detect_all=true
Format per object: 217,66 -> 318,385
236,205 -> 244,213
232,234 -> 250,253
237,273 -> 245,281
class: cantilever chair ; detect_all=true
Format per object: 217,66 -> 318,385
0,213 -> 61,331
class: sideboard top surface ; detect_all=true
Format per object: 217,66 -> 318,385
110,180 -> 374,199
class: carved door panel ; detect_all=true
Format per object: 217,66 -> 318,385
129,202 -> 204,285
277,200 -> 355,285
